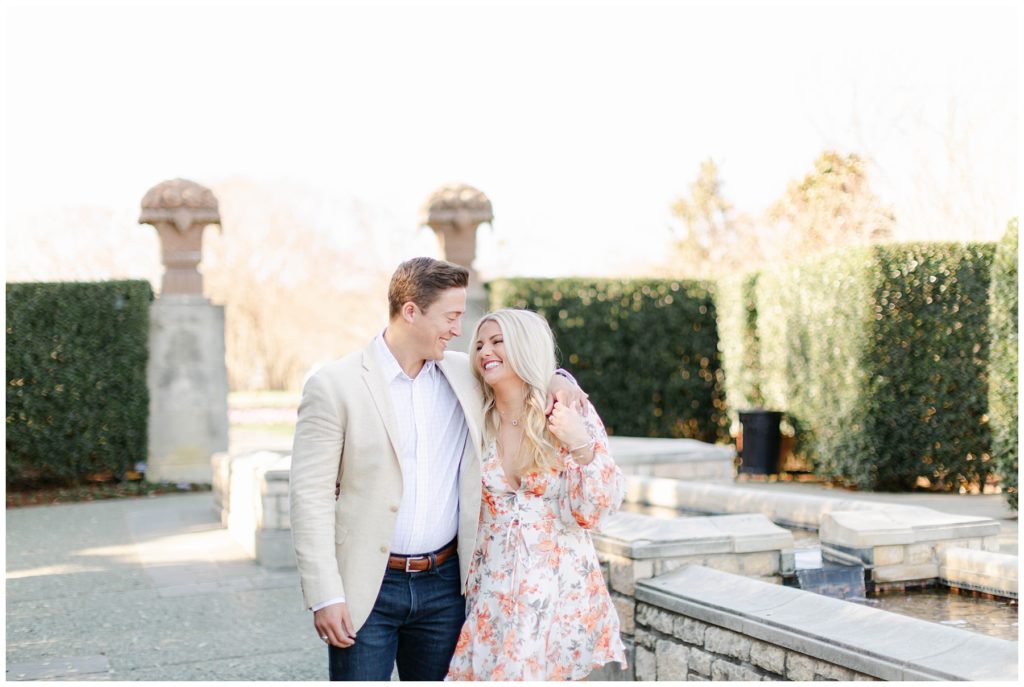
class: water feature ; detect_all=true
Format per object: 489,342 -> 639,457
617,501 -> 1018,641
857,588 -> 1019,642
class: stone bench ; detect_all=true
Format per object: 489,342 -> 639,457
633,565 -> 1018,681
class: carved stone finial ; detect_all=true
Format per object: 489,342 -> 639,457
420,183 -> 494,229
140,178 -> 221,297
419,183 -> 493,281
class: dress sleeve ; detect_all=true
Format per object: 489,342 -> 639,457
558,402 -> 626,531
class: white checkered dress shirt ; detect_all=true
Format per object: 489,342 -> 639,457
373,332 -> 469,555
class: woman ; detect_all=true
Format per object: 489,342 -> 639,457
446,309 -> 627,681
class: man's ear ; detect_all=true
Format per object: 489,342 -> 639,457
401,302 -> 417,323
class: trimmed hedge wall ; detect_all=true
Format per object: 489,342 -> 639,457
489,278 -> 728,442
753,243 -> 994,491
6,280 -> 152,487
989,219 -> 1018,509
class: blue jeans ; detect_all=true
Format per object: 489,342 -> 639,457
328,554 -> 465,681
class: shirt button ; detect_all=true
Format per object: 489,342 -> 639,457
390,505 -> 399,513
380,545 -> 388,553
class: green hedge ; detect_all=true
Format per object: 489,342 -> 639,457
6,281 -> 152,487
753,243 -> 994,490
489,278 -> 728,442
715,271 -> 764,427
989,219 -> 1018,509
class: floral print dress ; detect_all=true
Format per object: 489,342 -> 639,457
446,405 -> 628,681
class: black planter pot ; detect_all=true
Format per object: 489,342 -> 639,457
738,410 -> 783,475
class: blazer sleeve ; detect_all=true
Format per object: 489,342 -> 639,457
289,370 -> 347,607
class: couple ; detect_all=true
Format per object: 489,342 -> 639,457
289,257 -> 626,681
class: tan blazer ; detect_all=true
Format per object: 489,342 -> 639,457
289,340 -> 483,632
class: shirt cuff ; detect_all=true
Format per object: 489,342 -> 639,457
554,368 -> 578,386
311,596 -> 346,612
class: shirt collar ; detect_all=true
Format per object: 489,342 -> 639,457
375,330 -> 436,382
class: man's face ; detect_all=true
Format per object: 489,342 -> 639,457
411,287 -> 467,361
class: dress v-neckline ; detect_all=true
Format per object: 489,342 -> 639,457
490,439 -> 522,491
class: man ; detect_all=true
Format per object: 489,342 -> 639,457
289,257 -> 586,681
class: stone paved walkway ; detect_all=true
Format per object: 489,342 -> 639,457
6,493 -> 324,681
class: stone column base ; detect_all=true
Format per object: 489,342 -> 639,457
146,296 -> 228,483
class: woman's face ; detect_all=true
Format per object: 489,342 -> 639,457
475,319 -> 517,388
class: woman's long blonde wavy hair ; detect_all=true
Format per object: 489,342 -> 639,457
471,309 -> 562,474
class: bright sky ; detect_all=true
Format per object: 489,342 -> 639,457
3,0 -> 1020,280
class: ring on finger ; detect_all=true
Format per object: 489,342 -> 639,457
320,635 -> 329,642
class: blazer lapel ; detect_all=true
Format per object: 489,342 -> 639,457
361,344 -> 403,464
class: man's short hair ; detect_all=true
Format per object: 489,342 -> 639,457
388,257 -> 470,319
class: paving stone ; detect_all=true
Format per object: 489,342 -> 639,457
786,651 -> 816,681
703,626 -> 751,662
710,658 -> 761,681
739,551 -> 779,576
636,603 -> 674,634
634,628 -> 656,650
815,659 -> 859,681
750,638 -> 786,675
873,545 -> 905,566
702,555 -> 740,574
6,656 -> 109,681
655,639 -> 688,680
673,616 -> 707,646
634,645 -> 656,681
686,647 -> 713,676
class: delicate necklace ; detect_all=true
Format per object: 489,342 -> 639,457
497,407 -> 525,427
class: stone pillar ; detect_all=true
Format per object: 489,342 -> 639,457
420,183 -> 493,350
140,178 -> 229,483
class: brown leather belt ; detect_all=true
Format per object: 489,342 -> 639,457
387,540 -> 458,573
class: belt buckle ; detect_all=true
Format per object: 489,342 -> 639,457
405,555 -> 427,573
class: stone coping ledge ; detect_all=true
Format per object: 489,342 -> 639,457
939,546 -> 1019,600
626,475 -> 969,530
594,511 -> 793,559
636,565 -> 1018,682
608,437 -> 735,465
821,509 -> 1000,548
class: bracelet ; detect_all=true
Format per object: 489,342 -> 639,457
568,438 -> 595,454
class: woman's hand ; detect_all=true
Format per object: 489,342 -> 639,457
547,403 -> 591,455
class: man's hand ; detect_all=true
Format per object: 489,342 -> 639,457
545,373 -> 589,416
314,602 -> 357,648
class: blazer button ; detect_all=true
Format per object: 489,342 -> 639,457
390,505 -> 399,513
380,545 -> 388,553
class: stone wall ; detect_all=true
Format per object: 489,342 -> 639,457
634,565 -> 1017,681
633,604 -> 877,681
